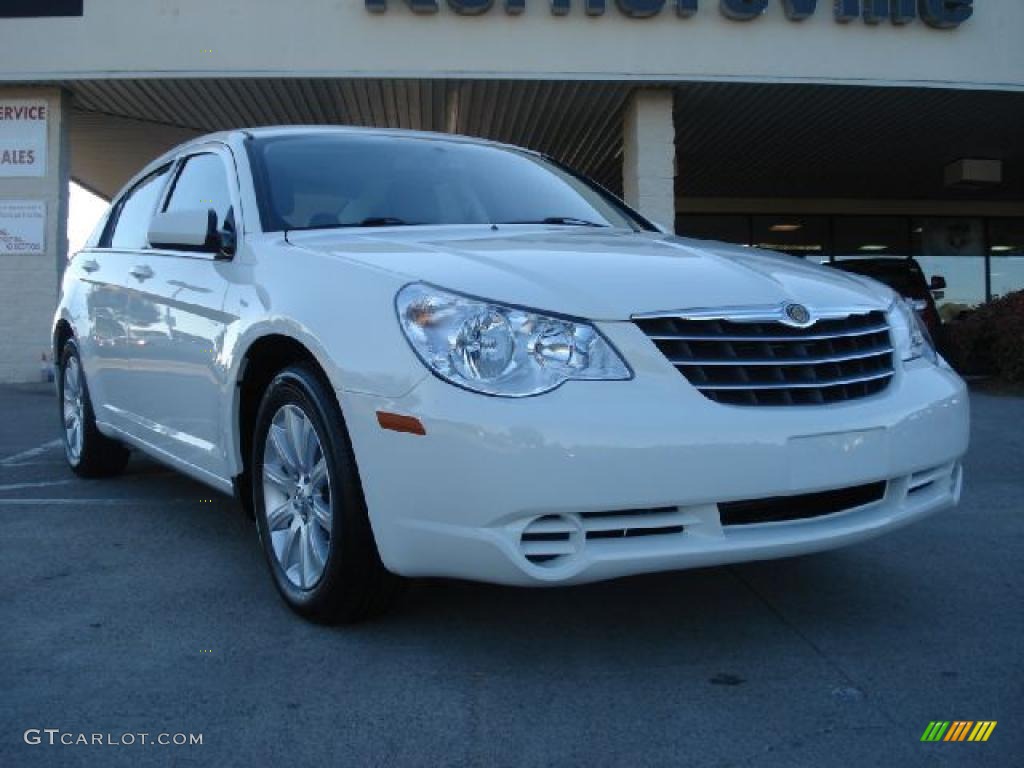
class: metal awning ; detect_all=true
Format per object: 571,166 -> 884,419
61,77 -> 1024,204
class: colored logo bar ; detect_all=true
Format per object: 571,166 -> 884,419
921,721 -> 997,742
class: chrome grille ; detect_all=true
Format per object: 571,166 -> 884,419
635,309 -> 894,406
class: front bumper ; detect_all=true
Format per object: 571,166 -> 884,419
340,322 -> 969,586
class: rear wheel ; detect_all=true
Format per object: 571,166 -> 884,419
58,339 -> 130,477
252,364 -> 402,623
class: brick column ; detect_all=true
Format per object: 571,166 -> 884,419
622,89 -> 676,231
0,87 -> 70,382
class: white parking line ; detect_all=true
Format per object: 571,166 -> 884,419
0,498 -> 197,506
0,439 -> 62,467
0,479 -> 74,492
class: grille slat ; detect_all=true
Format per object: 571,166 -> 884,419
580,510 -> 684,533
636,309 -> 894,406
669,345 -> 894,367
521,539 -> 577,557
645,324 -> 889,342
693,370 -> 893,391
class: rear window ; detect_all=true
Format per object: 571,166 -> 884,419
106,166 -> 172,249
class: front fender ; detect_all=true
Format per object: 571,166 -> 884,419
219,242 -> 427,476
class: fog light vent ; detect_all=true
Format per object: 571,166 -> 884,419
908,462 -> 955,497
519,515 -> 582,567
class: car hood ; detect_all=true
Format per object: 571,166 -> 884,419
287,225 -> 895,321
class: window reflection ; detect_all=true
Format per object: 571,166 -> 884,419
989,218 -> 1024,300
675,214 -> 748,246
833,217 -> 910,259
673,213 -> 1023,314
912,218 -> 986,320
752,216 -> 829,262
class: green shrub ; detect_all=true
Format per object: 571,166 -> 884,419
942,290 -> 1024,383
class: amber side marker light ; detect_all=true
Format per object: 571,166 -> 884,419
376,411 -> 426,436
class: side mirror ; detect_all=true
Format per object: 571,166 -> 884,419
149,208 -> 235,259
149,209 -> 218,252
930,275 -> 947,290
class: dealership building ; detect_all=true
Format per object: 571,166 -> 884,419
0,0 -> 1021,381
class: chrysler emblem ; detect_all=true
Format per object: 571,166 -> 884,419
782,302 -> 812,326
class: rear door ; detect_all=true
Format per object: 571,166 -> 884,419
83,164 -> 174,435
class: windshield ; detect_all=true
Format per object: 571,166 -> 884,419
246,133 -> 652,233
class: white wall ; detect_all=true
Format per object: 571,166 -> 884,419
0,0 -> 1020,91
623,90 -> 676,229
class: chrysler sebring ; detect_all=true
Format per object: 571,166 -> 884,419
54,127 -> 969,622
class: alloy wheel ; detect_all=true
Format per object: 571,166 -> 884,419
62,356 -> 84,463
261,404 -> 332,589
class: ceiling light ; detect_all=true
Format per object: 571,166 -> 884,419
991,245 -> 1014,252
769,224 -> 803,232
944,158 -> 1002,188
756,243 -> 821,252
858,245 -> 888,252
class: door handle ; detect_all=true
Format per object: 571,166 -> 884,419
129,264 -> 154,281
81,259 -> 99,274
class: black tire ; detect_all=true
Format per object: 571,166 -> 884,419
58,339 -> 130,478
252,364 -> 403,623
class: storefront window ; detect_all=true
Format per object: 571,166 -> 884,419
833,217 -> 911,259
675,214 -> 749,246
912,217 -> 986,321
988,218 -> 1024,300
752,215 -> 830,262
672,212 -> 1017,311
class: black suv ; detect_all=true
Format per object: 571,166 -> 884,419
831,257 -> 945,339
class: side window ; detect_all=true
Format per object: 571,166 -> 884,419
108,166 -> 172,249
164,153 -> 233,231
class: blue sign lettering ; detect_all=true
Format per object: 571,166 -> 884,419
782,0 -> 817,21
719,0 -> 769,19
364,0 -> 972,27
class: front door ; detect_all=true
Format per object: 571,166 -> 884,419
116,148 -> 239,481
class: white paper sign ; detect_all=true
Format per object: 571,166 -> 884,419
0,99 -> 48,177
0,200 -> 46,254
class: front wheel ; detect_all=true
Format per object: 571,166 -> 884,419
252,365 -> 403,623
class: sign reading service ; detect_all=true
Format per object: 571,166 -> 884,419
0,100 -> 49,178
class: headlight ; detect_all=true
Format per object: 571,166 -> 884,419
396,283 -> 631,396
888,297 -> 937,364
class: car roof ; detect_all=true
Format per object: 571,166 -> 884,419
178,125 -> 524,155
125,125 -> 535,197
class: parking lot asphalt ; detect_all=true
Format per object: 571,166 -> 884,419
0,382 -> 1021,768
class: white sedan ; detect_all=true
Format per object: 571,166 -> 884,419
54,127 -> 969,622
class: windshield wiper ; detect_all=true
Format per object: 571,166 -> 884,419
285,217 -> 421,235
496,217 -> 609,228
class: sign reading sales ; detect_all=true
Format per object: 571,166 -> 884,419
0,100 -> 48,178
